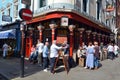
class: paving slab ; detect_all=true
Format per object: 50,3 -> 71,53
0,56 -> 120,80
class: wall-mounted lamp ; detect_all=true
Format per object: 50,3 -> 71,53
49,20 -> 57,29
37,24 -> 44,31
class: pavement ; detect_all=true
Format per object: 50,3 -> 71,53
0,56 -> 120,80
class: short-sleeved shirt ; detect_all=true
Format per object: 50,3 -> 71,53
37,43 -> 44,53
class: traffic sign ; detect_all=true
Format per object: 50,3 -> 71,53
19,8 -> 33,21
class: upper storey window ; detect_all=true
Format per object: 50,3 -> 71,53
96,0 -> 102,20
40,0 -> 46,7
83,0 -> 87,12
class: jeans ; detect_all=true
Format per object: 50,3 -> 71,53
50,57 -> 56,73
37,52 -> 42,65
94,57 -> 99,68
43,57 -> 48,69
108,52 -> 114,60
29,52 -> 38,61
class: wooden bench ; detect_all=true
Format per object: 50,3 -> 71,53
53,50 -> 69,74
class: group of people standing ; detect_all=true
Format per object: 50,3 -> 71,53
77,42 -> 119,70
29,39 -> 69,74
29,39 -> 119,73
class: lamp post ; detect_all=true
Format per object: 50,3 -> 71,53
49,21 -> 57,42
20,22 -> 26,77
86,30 -> 91,45
68,25 -> 75,57
78,28 -> 85,46
37,24 -> 44,42
28,26 -> 34,37
26,26 -> 34,58
97,33 -> 101,45
92,32 -> 97,41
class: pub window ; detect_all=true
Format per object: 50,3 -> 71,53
96,0 -> 102,20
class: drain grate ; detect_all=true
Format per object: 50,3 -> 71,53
0,74 -> 9,80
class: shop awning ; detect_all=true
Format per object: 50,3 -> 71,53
0,29 -> 16,39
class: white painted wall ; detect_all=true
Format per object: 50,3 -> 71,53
34,0 -> 40,11
47,0 -> 74,5
30,0 -> 40,12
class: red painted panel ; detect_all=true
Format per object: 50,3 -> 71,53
56,36 -> 67,44
27,12 -> 111,33
25,37 -> 32,58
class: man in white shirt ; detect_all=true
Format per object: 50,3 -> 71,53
36,40 -> 44,66
114,44 -> 119,57
2,43 -> 9,58
107,43 -> 114,60
50,40 -> 62,74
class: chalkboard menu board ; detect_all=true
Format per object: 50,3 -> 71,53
53,50 -> 69,74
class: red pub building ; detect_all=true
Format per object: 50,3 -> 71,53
25,0 -> 112,58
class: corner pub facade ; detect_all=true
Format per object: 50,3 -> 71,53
25,0 -> 113,58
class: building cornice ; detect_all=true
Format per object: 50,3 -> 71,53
32,8 -> 111,32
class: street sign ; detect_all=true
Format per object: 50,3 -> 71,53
19,8 -> 33,21
2,15 -> 12,22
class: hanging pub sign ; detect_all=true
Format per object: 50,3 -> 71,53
19,8 -> 33,21
105,4 -> 114,12
61,16 -> 69,26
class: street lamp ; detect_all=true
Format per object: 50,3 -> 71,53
37,24 -> 44,30
68,25 -> 75,32
20,22 -> 26,77
49,20 -> 57,41
28,26 -> 34,36
49,20 -> 57,29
